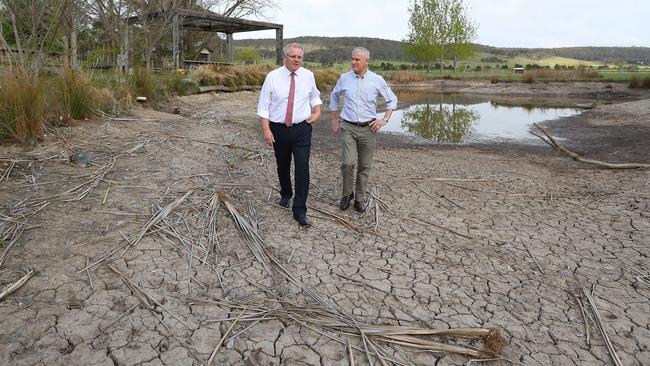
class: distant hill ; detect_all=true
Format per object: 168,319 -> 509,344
476,45 -> 650,65
235,36 -> 650,65
236,36 -> 409,64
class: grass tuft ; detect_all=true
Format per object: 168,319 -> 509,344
58,69 -> 110,120
129,69 -> 166,104
0,69 -> 45,142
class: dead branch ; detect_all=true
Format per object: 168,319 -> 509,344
533,123 -> 650,169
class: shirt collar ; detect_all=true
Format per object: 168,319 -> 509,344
354,69 -> 370,79
285,66 -> 300,76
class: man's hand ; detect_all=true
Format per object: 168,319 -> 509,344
330,112 -> 340,133
307,106 -> 321,124
263,127 -> 275,146
306,112 -> 320,124
369,118 -> 386,132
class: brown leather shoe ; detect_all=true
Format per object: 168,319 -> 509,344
354,200 -> 367,213
339,193 -> 354,210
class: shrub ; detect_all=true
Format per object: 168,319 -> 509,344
523,74 -> 536,83
0,69 -> 45,142
314,69 -> 340,90
163,72 -> 198,95
643,76 -> 650,88
390,71 -> 427,83
629,76 -> 641,88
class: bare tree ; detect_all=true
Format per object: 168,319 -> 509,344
201,0 -> 278,18
0,0 -> 69,71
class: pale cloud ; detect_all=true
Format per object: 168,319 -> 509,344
237,0 -> 650,48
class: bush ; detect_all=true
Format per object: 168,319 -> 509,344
314,69 -> 340,90
390,71 -> 427,83
523,74 -> 536,83
163,72 -> 198,95
189,64 -> 272,88
0,69 -> 45,142
641,76 -> 650,89
627,76 -> 650,89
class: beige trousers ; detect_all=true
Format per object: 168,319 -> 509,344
340,121 -> 377,203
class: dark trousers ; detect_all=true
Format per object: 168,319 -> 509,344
270,121 -> 312,216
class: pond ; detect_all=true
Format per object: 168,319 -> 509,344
383,93 -> 583,144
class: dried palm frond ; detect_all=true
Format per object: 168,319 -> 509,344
215,192 -> 507,362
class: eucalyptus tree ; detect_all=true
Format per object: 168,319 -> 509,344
404,0 -> 477,72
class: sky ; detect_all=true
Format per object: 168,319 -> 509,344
235,0 -> 650,48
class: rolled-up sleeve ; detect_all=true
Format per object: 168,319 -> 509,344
257,76 -> 272,119
380,78 -> 398,110
309,74 -> 322,107
329,77 -> 343,111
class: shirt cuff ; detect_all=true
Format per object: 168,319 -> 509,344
310,97 -> 323,108
257,110 -> 270,119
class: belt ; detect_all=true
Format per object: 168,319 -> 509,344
342,119 -> 373,127
270,120 -> 307,127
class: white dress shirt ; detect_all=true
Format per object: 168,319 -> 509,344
257,66 -> 322,124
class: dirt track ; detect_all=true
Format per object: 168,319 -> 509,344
0,81 -> 649,365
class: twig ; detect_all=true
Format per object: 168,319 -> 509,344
85,258 -> 95,291
520,239 -> 544,274
411,217 -> 474,239
308,205 -> 382,237
102,180 -> 111,205
574,294 -> 590,346
410,181 -> 451,210
101,303 -> 139,333
348,338 -> 355,366
0,161 -> 15,182
582,287 -> 623,366
207,306 -> 248,366
0,269 -> 35,300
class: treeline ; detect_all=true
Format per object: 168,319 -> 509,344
477,45 -> 650,64
238,36 -> 650,65
236,36 -> 412,63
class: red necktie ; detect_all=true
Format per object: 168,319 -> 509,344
285,72 -> 296,127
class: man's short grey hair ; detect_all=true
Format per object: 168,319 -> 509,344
352,47 -> 370,60
283,43 -> 304,56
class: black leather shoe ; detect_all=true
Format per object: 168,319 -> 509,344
354,200 -> 367,213
293,214 -> 312,227
339,193 -> 354,210
279,196 -> 291,208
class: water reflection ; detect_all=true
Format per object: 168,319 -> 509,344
401,95 -> 479,143
388,92 -> 583,144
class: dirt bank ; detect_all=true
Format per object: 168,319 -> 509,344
0,82 -> 648,366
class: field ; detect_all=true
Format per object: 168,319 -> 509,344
1,79 -> 649,365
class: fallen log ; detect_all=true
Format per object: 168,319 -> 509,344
532,123 -> 650,169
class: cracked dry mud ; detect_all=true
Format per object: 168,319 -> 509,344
0,86 -> 648,366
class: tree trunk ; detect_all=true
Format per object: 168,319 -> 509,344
70,29 -> 78,70
453,56 -> 457,73
63,34 -> 70,69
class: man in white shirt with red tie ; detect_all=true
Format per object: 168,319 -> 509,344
257,43 -> 322,227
